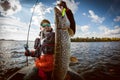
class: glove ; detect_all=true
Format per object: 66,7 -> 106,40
24,50 -> 30,56
24,44 -> 29,50
24,44 -> 30,56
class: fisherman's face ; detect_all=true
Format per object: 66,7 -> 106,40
41,22 -> 52,32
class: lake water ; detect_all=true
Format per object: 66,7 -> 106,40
0,40 -> 120,80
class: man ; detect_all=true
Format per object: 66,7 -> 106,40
24,1 -> 76,80
24,19 -> 55,80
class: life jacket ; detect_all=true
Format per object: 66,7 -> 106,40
34,31 -> 55,55
34,31 -> 55,72
40,31 -> 55,55
35,54 -> 54,72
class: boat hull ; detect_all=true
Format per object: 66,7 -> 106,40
7,65 -> 82,80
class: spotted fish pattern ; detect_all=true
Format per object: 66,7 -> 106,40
52,7 -> 71,80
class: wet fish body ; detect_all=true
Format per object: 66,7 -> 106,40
52,7 -> 71,80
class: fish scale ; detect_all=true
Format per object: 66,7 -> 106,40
52,6 -> 71,80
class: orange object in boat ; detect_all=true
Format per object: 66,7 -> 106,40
35,54 -> 54,72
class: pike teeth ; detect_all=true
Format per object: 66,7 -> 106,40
55,6 -> 62,12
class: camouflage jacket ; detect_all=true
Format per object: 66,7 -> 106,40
33,31 -> 55,58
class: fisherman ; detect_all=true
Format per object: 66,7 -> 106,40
24,19 -> 55,80
24,1 -> 76,80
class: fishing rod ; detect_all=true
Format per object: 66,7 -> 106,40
25,0 -> 39,66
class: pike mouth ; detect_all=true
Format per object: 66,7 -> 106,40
54,6 -> 62,14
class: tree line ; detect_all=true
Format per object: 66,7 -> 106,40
71,37 -> 120,42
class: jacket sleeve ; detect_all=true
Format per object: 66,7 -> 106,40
66,9 -> 76,34
24,50 -> 35,57
34,38 -> 40,49
28,38 -> 41,57
25,38 -> 41,57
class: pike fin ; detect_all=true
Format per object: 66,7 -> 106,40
70,56 -> 78,63
68,28 -> 74,37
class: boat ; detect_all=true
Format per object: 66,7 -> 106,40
7,65 -> 83,80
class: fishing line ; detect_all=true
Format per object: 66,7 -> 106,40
25,0 -> 39,66
26,0 -> 38,45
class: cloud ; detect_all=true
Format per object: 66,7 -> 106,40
31,2 -> 52,16
88,10 -> 105,23
99,25 -> 120,37
0,2 -> 54,40
0,0 -> 11,11
99,26 -> 109,33
0,0 -> 22,16
81,32 -> 100,38
114,16 -> 120,22
82,13 -> 86,16
0,17 -> 39,40
109,26 -> 120,34
31,2 -> 53,26
81,25 -> 90,32
73,25 -> 91,38
31,0 -> 80,26
74,28 -> 100,38
62,0 -> 80,14
74,24 -> 120,38
0,17 -> 25,27
114,25 -> 120,29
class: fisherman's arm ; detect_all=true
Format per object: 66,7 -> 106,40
66,9 -> 76,34
57,1 -> 76,34
24,38 -> 41,57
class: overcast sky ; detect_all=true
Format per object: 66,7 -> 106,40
0,0 -> 120,40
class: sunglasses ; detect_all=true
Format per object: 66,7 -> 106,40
41,23 -> 51,27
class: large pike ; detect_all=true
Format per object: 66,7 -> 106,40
52,6 -> 71,80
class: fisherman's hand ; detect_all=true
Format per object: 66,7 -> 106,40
24,44 -> 30,56
24,44 -> 29,50
24,50 -> 30,56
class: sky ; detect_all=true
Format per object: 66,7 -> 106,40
0,0 -> 120,40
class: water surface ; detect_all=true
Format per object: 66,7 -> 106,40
0,41 -> 120,80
